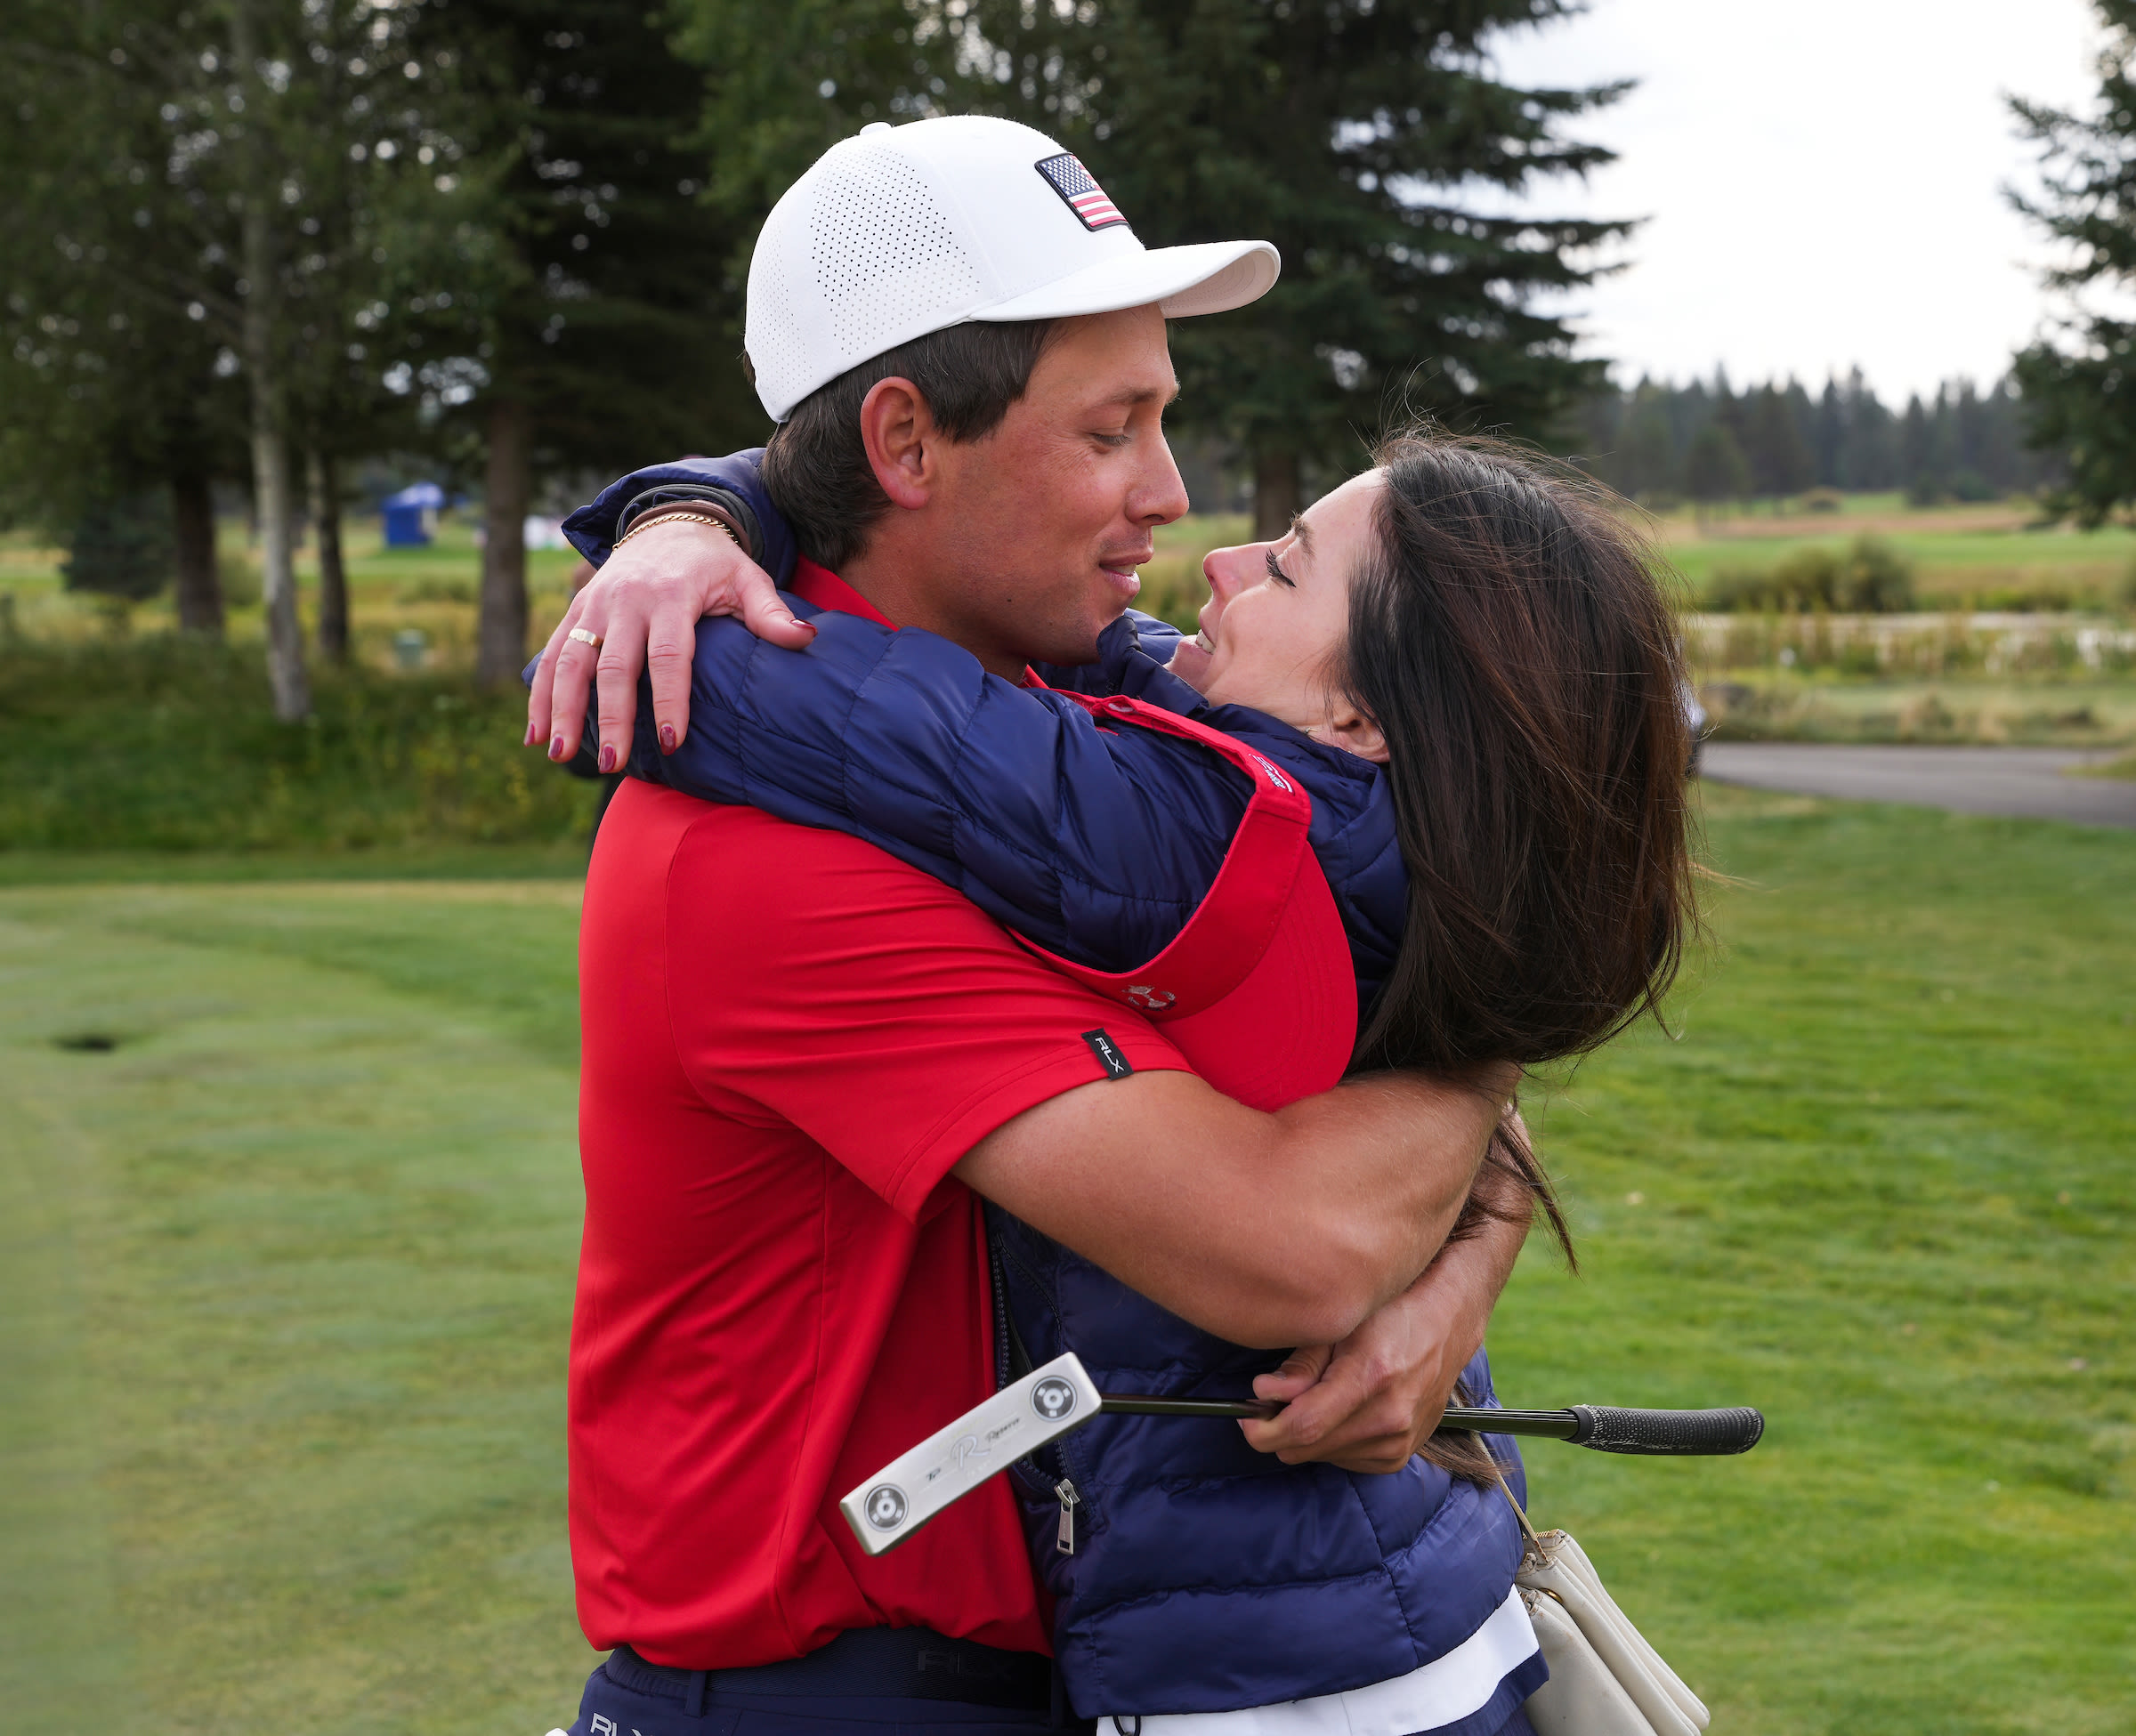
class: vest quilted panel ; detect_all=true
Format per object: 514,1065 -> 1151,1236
993,1209 -> 1528,1717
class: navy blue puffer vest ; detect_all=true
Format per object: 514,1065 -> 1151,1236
991,1208 -> 1528,1717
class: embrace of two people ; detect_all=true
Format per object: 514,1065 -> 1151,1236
527,116 -> 1697,1736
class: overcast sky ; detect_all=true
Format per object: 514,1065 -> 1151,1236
1481,0 -> 2109,401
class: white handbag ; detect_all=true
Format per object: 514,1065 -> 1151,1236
1500,1480 -> 1711,1736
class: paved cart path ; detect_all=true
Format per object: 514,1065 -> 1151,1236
1701,743 -> 2136,829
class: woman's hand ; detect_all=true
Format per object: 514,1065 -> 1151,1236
526,519 -> 815,774
1240,1181 -> 1529,1474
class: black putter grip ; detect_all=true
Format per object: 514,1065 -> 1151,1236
1566,1404 -> 1765,1456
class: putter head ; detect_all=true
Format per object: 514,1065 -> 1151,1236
839,1352 -> 1102,1555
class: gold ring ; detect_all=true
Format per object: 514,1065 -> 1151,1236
568,626 -> 603,649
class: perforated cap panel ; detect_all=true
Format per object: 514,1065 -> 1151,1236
809,147 -> 982,359
747,199 -> 810,409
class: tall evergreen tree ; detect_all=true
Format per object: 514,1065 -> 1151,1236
1840,369 -> 1900,491
1898,394 -> 1933,494
2010,4 -> 2136,524
398,0 -> 756,687
683,0 -> 1631,537
1683,421 -> 1747,521
0,0 -> 250,633
1617,389 -> 1679,500
1040,0 -> 1631,535
1744,384 -> 1814,499
1814,378 -> 1847,488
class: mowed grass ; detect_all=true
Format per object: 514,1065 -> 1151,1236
2,788 -> 2131,1732
1499,786 -> 2135,1732
0,881 -> 598,1734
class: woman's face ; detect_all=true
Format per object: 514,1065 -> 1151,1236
1164,469 -> 1388,760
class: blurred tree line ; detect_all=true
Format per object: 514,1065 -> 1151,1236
3,0 -> 1624,718
1566,370 -> 2061,514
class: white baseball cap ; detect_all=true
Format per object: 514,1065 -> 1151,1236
744,116 -> 1280,422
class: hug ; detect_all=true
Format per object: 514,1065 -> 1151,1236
532,112 -> 1695,1736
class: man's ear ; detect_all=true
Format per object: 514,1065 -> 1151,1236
1316,696 -> 1389,764
858,377 -> 937,511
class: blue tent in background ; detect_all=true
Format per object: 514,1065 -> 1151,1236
382,481 -> 447,547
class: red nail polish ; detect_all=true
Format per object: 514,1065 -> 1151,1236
597,743 -> 617,774
659,724 -> 676,753
549,733 -> 570,762
524,722 -> 540,747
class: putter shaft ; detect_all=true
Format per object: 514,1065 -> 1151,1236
1097,1395 -> 1580,1437
1098,1396 -> 1763,1456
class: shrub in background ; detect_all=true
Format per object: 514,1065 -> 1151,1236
217,549 -> 263,608
61,494 -> 176,602
1708,537 -> 1916,613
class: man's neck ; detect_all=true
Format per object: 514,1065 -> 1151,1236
839,541 -> 1029,682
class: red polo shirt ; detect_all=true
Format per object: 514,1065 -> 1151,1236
569,560 -> 1189,1666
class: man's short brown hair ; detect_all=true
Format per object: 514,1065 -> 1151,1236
757,319 -> 1055,572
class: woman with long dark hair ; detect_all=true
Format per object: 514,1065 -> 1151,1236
609,427 -> 1697,1735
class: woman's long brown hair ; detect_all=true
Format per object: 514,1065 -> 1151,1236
1324,430 -> 1699,1482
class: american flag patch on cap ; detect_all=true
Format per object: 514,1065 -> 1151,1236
1035,153 -> 1129,232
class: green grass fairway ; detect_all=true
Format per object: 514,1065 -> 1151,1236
1501,787 -> 2135,1732
0,882 -> 597,1734
3,792 -> 2131,1733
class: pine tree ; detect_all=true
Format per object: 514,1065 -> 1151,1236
1684,422 -> 1747,521
1041,0 -> 1631,535
2009,4 -> 2136,524
1618,387 -> 1679,500
680,0 -> 1632,537
1745,384 -> 1814,500
0,0 -> 250,634
396,0 -> 756,687
1814,379 -> 1847,489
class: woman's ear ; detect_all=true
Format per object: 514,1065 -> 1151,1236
1315,697 -> 1389,764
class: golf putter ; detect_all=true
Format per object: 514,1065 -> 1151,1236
841,1352 -> 1763,1556
840,1353 -> 1104,1554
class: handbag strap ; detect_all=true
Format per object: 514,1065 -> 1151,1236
1492,1463 -> 1557,1569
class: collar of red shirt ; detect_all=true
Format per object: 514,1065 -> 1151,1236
788,554 -> 1044,688
789,555 -> 894,628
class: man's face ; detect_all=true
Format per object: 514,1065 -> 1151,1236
917,305 -> 1188,674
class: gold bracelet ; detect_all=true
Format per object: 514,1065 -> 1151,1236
614,505 -> 742,552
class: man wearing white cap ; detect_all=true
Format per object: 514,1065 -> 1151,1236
534,117 -> 1532,1736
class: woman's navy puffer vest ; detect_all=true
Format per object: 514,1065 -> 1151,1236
992,1208 -> 1528,1718
562,458 -> 1535,1720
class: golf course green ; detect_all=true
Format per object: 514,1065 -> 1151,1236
3,784 -> 2130,1733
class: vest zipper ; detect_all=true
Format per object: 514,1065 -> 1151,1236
988,1224 -> 1014,1391
1055,1477 -> 1082,1554
990,1214 -> 1101,1537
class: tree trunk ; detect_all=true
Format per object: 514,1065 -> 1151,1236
1253,448 -> 1301,543
234,0 -> 309,721
312,450 -> 349,663
171,470 -> 223,635
476,397 -> 531,688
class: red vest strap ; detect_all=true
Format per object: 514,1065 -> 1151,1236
1021,693 -> 1317,1020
